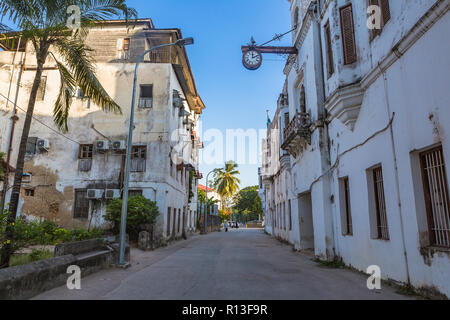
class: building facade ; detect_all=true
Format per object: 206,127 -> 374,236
0,19 -> 205,243
261,0 -> 450,296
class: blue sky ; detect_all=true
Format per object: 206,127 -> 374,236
129,0 -> 292,188
2,0 -> 292,188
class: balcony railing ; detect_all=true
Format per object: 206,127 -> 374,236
281,111 -> 312,156
138,98 -> 153,109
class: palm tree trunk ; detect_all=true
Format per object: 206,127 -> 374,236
0,46 -> 48,268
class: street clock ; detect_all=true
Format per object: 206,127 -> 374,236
242,48 -> 263,70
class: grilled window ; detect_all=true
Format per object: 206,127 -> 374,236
74,189 -> 89,219
131,146 -> 147,172
420,146 -> 450,247
340,4 -> 357,65
37,76 -> 47,101
167,207 -> 172,236
324,21 -> 334,77
341,177 -> 353,235
373,166 -> 389,240
25,188 -> 35,197
139,85 -> 153,109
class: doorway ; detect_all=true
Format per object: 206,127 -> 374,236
298,192 -> 314,250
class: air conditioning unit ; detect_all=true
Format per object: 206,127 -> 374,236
37,139 -> 50,150
95,140 -> 109,152
86,189 -> 104,200
112,140 -> 126,152
105,189 -> 121,199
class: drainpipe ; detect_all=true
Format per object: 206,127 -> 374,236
1,40 -> 27,214
379,63 -> 411,285
310,2 -> 336,259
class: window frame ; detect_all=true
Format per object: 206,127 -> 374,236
339,3 -> 357,65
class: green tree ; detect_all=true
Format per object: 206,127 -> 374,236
104,196 -> 159,241
232,186 -> 263,222
212,161 -> 241,210
198,188 -> 219,207
0,0 -> 136,268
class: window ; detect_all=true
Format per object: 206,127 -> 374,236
37,76 -> 47,101
78,144 -> 93,159
284,113 -> 290,128
324,21 -> 335,77
369,0 -> 391,39
123,38 -> 130,51
78,145 -> 93,172
340,4 -> 357,65
74,189 -> 89,219
340,177 -> 353,235
288,200 -> 292,231
139,85 -> 153,109
372,166 -> 389,240
167,207 -> 172,236
131,146 -> 146,172
129,189 -> 143,198
300,85 -> 306,114
25,188 -> 35,197
26,137 -> 38,155
117,38 -> 130,59
420,146 -> 450,247
177,209 -> 181,233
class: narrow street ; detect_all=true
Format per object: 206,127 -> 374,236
33,230 -> 409,300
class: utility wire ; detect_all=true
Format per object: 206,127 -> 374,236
258,25 -> 298,47
0,91 -> 81,145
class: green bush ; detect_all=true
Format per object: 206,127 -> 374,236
104,195 -> 159,240
1,213 -> 104,254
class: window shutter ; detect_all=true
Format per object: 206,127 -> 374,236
340,4 -> 357,65
324,21 -> 334,76
380,0 -> 391,25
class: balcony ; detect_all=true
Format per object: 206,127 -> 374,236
281,111 -> 312,158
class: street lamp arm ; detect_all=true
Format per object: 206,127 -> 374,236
117,38 -> 194,265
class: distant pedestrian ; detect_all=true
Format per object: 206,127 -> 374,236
225,222 -> 229,232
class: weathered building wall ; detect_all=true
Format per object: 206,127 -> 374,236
263,0 -> 450,295
0,20 -> 203,243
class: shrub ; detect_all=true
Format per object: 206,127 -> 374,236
104,195 -> 159,241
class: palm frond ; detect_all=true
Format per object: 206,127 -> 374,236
54,36 -> 121,130
50,53 -> 77,132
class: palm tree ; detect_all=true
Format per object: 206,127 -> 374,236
0,0 -> 136,268
213,161 -> 241,210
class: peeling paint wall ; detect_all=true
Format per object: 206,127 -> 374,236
0,22 -> 202,242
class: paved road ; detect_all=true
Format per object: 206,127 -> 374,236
34,229 -> 409,300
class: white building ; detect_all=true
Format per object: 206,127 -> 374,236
0,19 -> 205,243
262,0 -> 450,296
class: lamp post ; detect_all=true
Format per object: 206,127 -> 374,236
118,37 -> 194,266
204,169 -> 216,234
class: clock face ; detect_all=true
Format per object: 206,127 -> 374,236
243,49 -> 262,70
